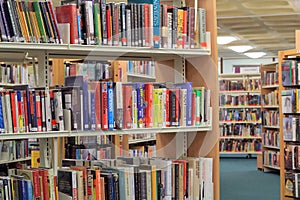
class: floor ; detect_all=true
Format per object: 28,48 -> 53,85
220,157 -> 280,200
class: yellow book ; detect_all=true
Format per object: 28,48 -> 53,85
31,149 -> 40,168
177,9 -> 183,49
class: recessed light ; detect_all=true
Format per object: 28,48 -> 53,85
244,52 -> 266,59
228,45 -> 253,53
217,36 -> 239,45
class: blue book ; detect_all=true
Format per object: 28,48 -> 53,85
25,179 -> 33,200
107,82 -> 114,130
174,82 -> 193,126
282,61 -> 291,86
128,0 -> 160,48
136,82 -> 145,128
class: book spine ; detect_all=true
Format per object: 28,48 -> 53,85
89,90 -> 96,130
0,92 -> 4,133
106,4 -> 112,46
123,85 -> 132,129
198,8 -> 206,48
120,2 -> 126,46
40,91 -> 47,131
132,89 -> 138,129
0,0 -> 11,41
83,79 -> 89,130
101,82 -> 108,130
55,90 -> 64,131
93,3 -> 102,45
46,1 -> 62,43
0,1 -> 7,41
114,82 -> 123,129
125,6 -> 131,47
10,91 -> 18,133
94,82 -> 101,130
32,1 -> 47,42
165,88 -> 170,127
100,0 -> 107,45
136,83 -> 145,128
144,83 -> 153,128
152,0 -> 160,48
16,90 -> 25,133
107,82 -> 114,130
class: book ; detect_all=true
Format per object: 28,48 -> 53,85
57,169 -> 78,200
282,89 -> 295,114
282,61 -> 291,86
56,4 -> 79,44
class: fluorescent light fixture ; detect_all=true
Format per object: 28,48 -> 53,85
228,45 -> 253,53
244,52 -> 266,59
217,36 -> 238,45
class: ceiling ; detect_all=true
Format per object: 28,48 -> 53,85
217,0 -> 300,59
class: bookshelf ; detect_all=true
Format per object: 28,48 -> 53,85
0,0 -> 220,199
278,49 -> 300,200
260,62 -> 280,172
218,73 -> 262,155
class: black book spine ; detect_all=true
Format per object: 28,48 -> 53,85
39,2 -> 52,43
45,1 -> 58,43
100,0 -> 107,45
0,0 -> 10,41
134,4 -> 138,46
10,0 -> 23,41
140,4 -> 145,47
3,0 -> 16,41
139,171 -> 147,200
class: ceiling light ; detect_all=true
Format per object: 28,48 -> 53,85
228,45 -> 253,53
217,36 -> 239,45
244,52 -> 266,59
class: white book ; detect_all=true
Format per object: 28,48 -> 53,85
114,82 -> 123,129
180,89 -> 187,127
4,92 -> 13,133
44,90 -> 52,131
55,91 -> 65,131
40,91 -> 46,132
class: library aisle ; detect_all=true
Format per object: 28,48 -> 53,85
220,158 -> 280,200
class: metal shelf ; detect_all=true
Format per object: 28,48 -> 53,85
0,157 -> 31,165
127,73 -> 156,80
129,138 -> 156,144
0,42 -> 211,61
262,105 -> 279,109
0,125 -> 212,140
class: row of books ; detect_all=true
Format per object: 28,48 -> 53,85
0,0 -> 61,43
220,124 -> 261,137
0,140 -> 29,161
261,71 -> 278,86
219,79 -> 260,92
284,144 -> 300,170
219,139 -> 262,152
64,77 -> 211,131
0,64 -> 30,85
0,156 -> 213,200
128,144 -> 156,158
56,0 -> 207,49
65,60 -> 156,82
219,108 -> 261,122
282,60 -> 300,86
261,90 -> 279,106
283,117 -> 300,142
282,89 -> 300,114
262,110 -> 279,127
263,150 -> 280,167
263,130 -> 280,148
285,172 -> 300,198
0,86 -> 64,134
219,94 -> 261,106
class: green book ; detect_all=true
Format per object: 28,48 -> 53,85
32,1 -> 47,43
93,3 -> 102,45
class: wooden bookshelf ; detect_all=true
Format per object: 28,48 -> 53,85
260,62 -> 280,172
0,0 -> 220,199
278,49 -> 300,200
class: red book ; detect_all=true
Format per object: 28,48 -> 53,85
144,4 -> 150,47
69,63 -> 78,76
182,9 -> 187,49
106,6 -> 112,46
144,83 -> 153,128
10,91 -> 18,133
35,91 -> 42,132
39,169 -> 50,200
32,169 -> 42,200
101,82 -> 108,130
55,4 -> 79,44
122,85 -> 132,129
90,81 -> 101,130
22,90 -> 29,132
